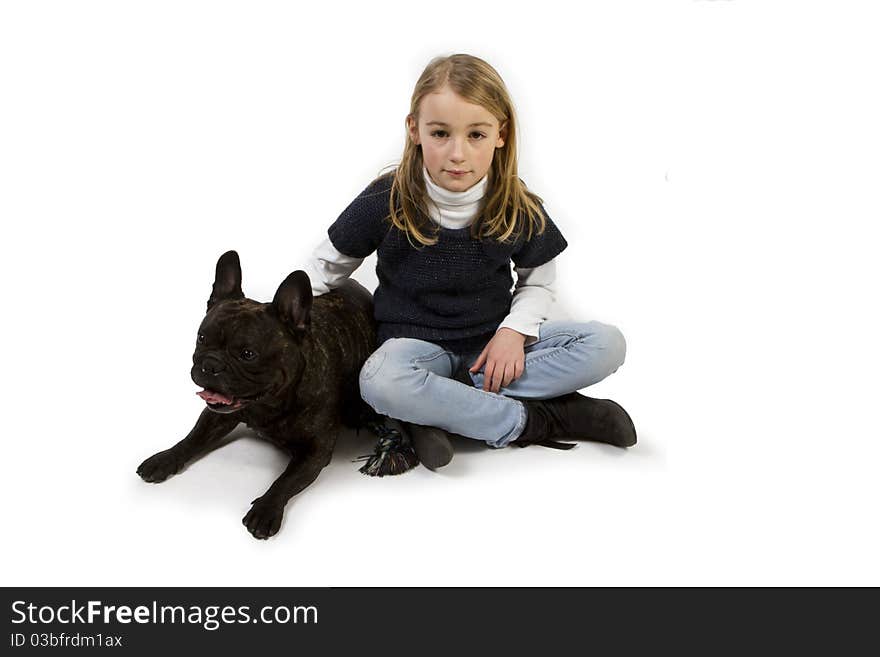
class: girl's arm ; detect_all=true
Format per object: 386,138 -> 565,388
470,260 -> 556,391
496,259 -> 557,345
311,175 -> 392,295
303,237 -> 365,297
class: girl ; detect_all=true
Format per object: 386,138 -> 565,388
305,54 -> 635,469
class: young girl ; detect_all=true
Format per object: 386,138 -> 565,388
305,54 -> 635,469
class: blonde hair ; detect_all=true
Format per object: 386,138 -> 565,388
387,54 -> 546,246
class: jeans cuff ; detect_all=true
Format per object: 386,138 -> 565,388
486,400 -> 527,449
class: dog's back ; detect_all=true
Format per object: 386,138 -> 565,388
309,280 -> 377,428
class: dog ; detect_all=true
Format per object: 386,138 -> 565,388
136,250 -> 377,539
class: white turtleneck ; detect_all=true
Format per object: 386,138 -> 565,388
422,166 -> 489,230
305,169 -> 557,344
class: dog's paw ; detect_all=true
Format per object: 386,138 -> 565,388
136,449 -> 186,483
242,497 -> 285,540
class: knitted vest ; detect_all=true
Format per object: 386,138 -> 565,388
327,174 -> 568,352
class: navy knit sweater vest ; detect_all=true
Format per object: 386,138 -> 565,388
327,174 -> 568,352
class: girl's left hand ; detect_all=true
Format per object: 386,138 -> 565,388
469,328 -> 527,393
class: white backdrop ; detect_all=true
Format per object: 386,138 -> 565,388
2,0 -> 878,586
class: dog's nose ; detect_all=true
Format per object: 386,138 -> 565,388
200,355 -> 226,376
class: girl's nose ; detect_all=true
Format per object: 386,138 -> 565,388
450,138 -> 466,162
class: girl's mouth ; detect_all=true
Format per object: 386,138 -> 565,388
445,170 -> 469,177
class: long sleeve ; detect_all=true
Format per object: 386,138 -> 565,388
308,175 -> 394,297
304,237 -> 364,297
496,259 -> 557,345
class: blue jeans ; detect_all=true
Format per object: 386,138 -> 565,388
358,321 -> 627,448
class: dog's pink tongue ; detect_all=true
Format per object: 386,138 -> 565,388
197,389 -> 234,405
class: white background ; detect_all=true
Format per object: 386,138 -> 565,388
2,1 -> 878,586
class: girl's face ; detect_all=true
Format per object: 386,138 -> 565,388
408,85 -> 507,193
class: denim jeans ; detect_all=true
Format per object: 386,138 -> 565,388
358,320 -> 627,448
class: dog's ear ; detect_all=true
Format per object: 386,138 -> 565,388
272,270 -> 312,333
207,250 -> 244,310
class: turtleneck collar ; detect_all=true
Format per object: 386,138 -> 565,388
423,167 -> 488,229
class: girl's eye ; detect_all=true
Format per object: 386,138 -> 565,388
470,132 -> 486,140
430,130 -> 448,138
240,349 -> 257,361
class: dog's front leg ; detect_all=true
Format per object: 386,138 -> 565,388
137,408 -> 240,483
242,441 -> 334,539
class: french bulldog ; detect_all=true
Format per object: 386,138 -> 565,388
136,250 -> 377,539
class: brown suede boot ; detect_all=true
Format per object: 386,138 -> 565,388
514,392 -> 637,449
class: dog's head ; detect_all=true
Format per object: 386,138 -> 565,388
191,250 -> 312,414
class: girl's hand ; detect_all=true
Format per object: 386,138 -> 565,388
469,328 -> 527,393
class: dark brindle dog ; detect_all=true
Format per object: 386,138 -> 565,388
136,250 -> 376,539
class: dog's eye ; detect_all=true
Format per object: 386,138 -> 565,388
240,348 -> 257,361
197,334 -> 206,344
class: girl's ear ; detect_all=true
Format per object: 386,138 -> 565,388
407,115 -> 420,145
496,120 -> 508,148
